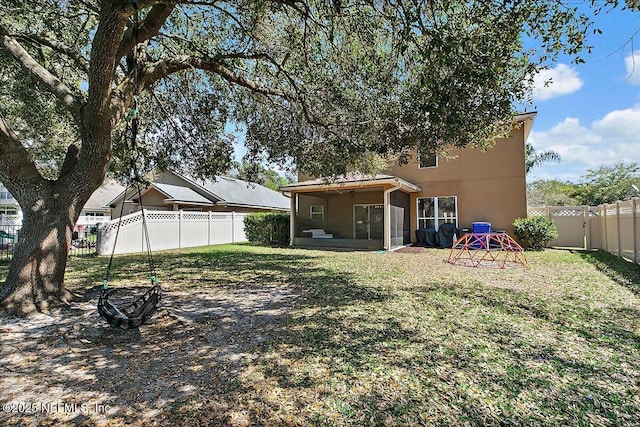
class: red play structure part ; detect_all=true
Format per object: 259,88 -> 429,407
448,232 -> 527,269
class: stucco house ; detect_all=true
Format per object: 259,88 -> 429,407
281,112 -> 536,250
108,169 -> 290,218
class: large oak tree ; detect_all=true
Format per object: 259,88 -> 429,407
1,0 -> 636,315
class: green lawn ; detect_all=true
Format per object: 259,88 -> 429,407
2,245 -> 640,425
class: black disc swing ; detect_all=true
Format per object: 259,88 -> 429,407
97,107 -> 162,329
98,2 -> 161,329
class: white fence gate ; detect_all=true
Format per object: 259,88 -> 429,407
97,210 -> 248,255
529,199 -> 640,264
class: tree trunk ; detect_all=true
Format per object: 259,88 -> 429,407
0,190 -> 82,316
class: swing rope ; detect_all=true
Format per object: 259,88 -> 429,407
98,2 -> 161,329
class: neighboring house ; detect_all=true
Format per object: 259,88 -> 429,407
75,180 -> 126,236
0,181 -> 123,230
280,112 -> 536,250
0,183 -> 21,225
108,169 -> 290,218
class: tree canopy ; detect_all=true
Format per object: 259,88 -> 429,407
574,162 -> 640,205
2,0 -> 632,183
1,0 -> 638,314
229,161 -> 292,191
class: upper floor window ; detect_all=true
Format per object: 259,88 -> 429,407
418,150 -> 437,168
0,187 -> 13,200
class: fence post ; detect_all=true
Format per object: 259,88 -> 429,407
232,211 -> 236,243
583,206 -> 589,250
208,211 -> 212,246
179,210 -> 183,249
602,204 -> 608,253
616,201 -> 622,257
633,198 -> 638,264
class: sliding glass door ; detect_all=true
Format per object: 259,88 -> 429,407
354,204 -> 384,240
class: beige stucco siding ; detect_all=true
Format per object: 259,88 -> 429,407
388,127 -> 527,236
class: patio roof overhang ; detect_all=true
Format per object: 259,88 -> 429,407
281,174 -> 421,194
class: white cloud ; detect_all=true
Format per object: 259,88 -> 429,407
624,51 -> 640,85
527,105 -> 640,182
531,64 -> 584,101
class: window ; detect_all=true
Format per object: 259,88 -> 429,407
417,196 -> 457,230
0,187 -> 13,200
310,205 -> 324,221
0,207 -> 17,216
418,150 -> 437,168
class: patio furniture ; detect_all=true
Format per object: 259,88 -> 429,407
415,227 -> 438,247
437,223 -> 457,248
302,229 -> 334,238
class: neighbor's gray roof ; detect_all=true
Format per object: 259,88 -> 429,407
195,176 -> 290,210
152,183 -> 213,205
84,180 -> 126,210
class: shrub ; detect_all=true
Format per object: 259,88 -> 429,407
244,213 -> 290,245
513,216 -> 558,250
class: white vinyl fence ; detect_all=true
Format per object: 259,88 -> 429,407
97,210 -> 248,255
529,198 -> 640,264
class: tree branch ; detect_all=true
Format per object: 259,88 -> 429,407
116,3 -> 176,60
0,27 -> 83,123
14,33 -> 90,74
0,114 -> 42,191
140,55 -> 295,100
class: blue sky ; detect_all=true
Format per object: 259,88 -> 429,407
526,5 -> 640,183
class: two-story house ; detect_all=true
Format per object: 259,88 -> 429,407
280,112 -> 536,250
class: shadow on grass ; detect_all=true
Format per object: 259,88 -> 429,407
577,250 -> 640,296
1,244 -> 390,426
4,245 -> 640,426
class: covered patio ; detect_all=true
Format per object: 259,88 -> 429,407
281,173 -> 421,250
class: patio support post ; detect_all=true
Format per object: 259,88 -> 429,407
383,181 -> 401,250
290,192 -> 296,246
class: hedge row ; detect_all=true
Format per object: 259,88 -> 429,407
244,213 -> 290,245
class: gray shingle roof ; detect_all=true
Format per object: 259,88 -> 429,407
196,176 -> 290,210
84,180 -> 126,210
153,183 -> 212,205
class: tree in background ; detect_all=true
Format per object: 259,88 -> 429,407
527,162 -> 640,207
1,0 -> 635,315
525,143 -> 561,174
527,179 -> 580,206
230,162 -> 292,191
574,162 -> 640,206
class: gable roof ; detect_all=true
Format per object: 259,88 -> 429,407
84,180 -> 126,211
188,175 -> 290,210
108,170 -> 290,211
151,183 -> 213,206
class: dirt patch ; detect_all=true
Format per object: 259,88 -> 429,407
1,283 -> 298,426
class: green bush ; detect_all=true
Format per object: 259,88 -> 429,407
244,213 -> 290,245
513,216 -> 558,250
